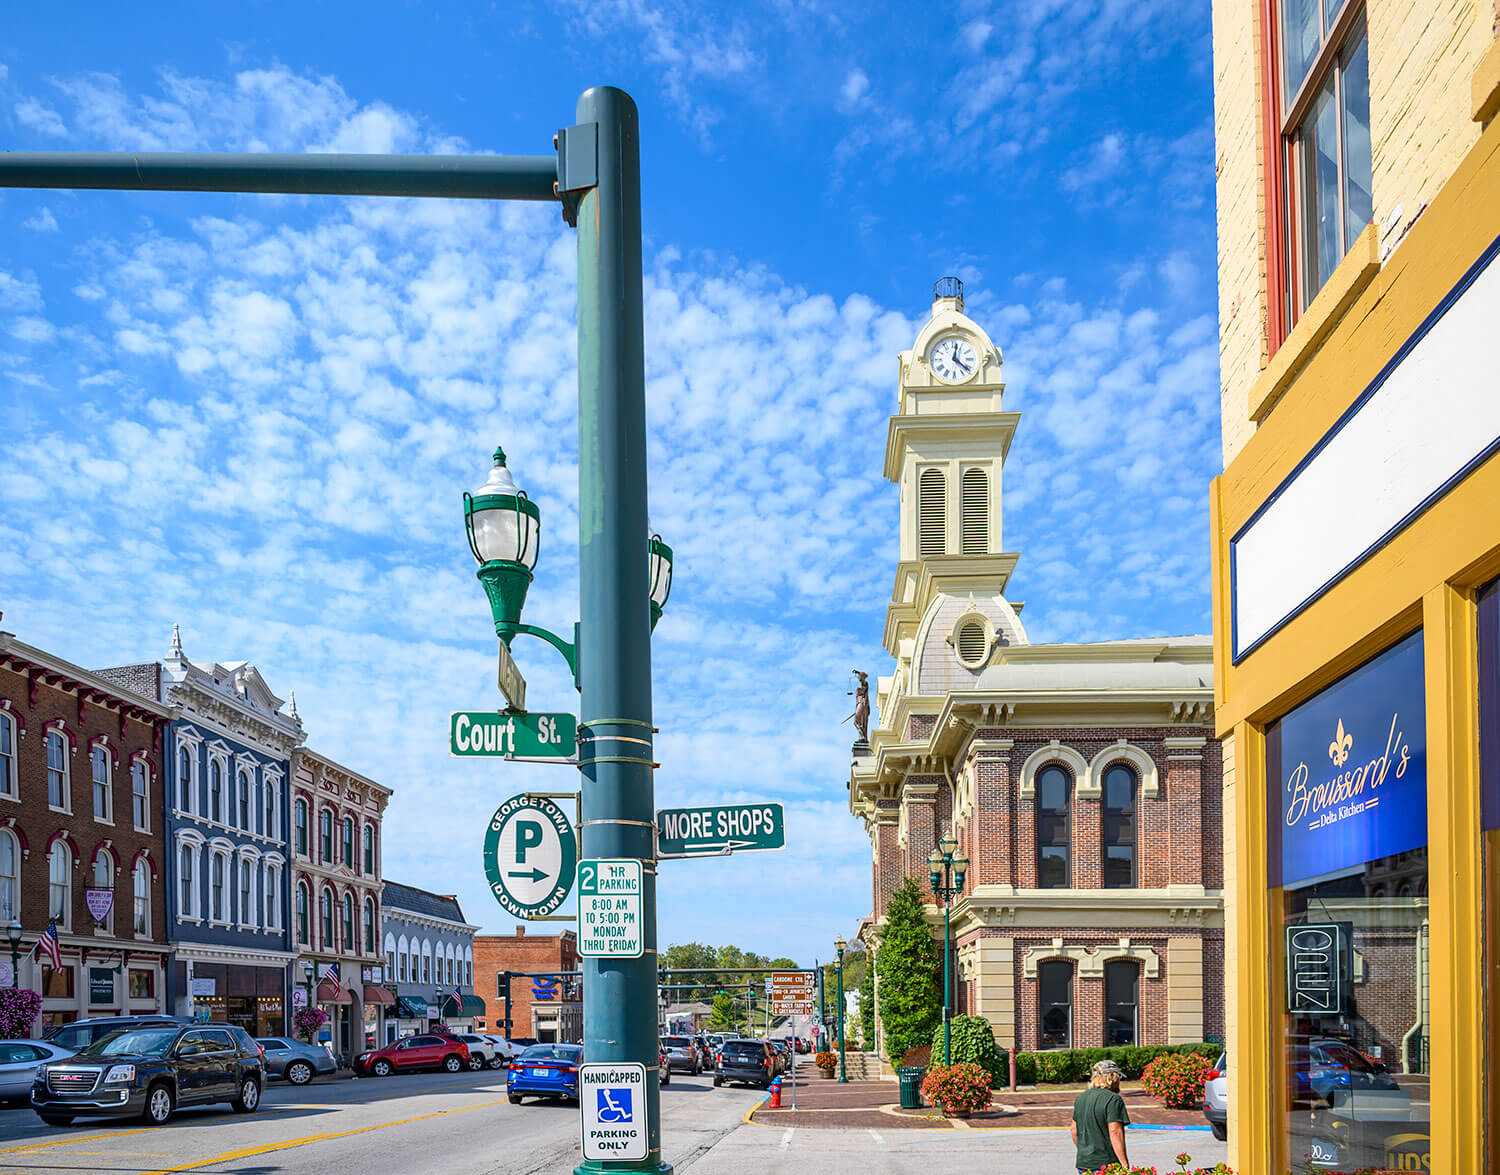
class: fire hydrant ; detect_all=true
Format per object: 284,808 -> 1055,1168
768,1079 -> 782,1108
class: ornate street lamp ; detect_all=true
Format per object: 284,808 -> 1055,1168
648,529 -> 674,632
928,834 -> 968,1066
834,935 -> 848,1083
7,919 -> 21,988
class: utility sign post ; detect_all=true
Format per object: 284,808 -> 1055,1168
580,1062 -> 649,1161
769,972 -> 816,1015
484,796 -> 577,919
450,711 -> 576,760
577,859 -> 643,957
497,640 -> 527,711
656,803 -> 784,858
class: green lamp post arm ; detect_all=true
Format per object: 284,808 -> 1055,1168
498,622 -> 581,688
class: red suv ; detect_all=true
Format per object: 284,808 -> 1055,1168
353,1033 -> 470,1077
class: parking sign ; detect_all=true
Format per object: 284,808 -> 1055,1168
580,1062 -> 648,1161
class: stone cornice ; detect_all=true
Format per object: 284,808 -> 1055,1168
294,747 -> 394,805
169,678 -> 304,757
884,411 -> 1021,481
883,555 -> 1021,653
950,885 -> 1224,935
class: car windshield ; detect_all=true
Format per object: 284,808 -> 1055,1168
724,1042 -> 763,1055
520,1044 -> 581,1061
662,1037 -> 689,1047
79,1027 -> 180,1058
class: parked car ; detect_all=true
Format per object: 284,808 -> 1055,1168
32,1023 -> 264,1126
1285,1036 -> 1415,1170
692,1034 -> 713,1069
43,1015 -> 188,1054
1203,1052 -> 1227,1141
353,1033 -> 470,1077
658,1044 -> 671,1087
484,1035 -> 523,1066
769,1040 -> 792,1075
256,1038 -> 338,1086
507,1042 -> 582,1104
0,1040 -> 73,1105
454,1034 -> 500,1070
661,1035 -> 701,1075
713,1038 -> 774,1089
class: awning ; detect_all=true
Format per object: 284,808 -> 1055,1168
363,984 -> 396,1006
394,995 -> 429,1019
316,980 -> 352,1005
441,993 -> 486,1018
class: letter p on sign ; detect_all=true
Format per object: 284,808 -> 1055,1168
515,820 -> 544,863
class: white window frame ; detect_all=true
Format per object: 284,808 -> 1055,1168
236,850 -> 260,930
133,857 -> 151,938
206,752 -> 228,826
176,834 -> 204,923
91,743 -> 114,825
46,728 -> 71,814
264,857 -> 283,931
91,850 -> 115,934
236,764 -> 253,833
48,840 -> 73,929
263,766 -> 284,841
131,755 -> 151,832
0,827 -> 20,922
0,711 -> 17,801
208,845 -> 231,925
296,880 -> 311,946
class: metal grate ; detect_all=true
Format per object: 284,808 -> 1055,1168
918,468 -> 946,556
960,467 -> 988,554
47,1067 -> 100,1094
956,622 -> 987,665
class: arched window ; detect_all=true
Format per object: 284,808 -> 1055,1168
320,887 -> 335,948
364,897 -> 376,953
210,853 -> 226,921
48,842 -> 72,928
237,769 -> 252,831
1036,765 -> 1071,889
342,892 -> 355,952
263,864 -> 278,930
92,851 -> 114,932
178,746 -> 193,812
1102,764 -> 1137,888
342,818 -> 355,869
46,730 -> 69,811
917,467 -> 946,556
208,760 -> 223,823
297,882 -> 310,945
1038,960 -> 1073,1048
423,950 -> 431,984
320,809 -> 334,863
0,711 -> 17,799
363,825 -> 375,874
1104,960 -> 1139,1046
960,467 -> 988,554
0,829 -> 19,921
179,844 -> 196,918
264,780 -> 277,840
295,798 -> 308,855
133,857 -> 150,936
91,746 -> 112,822
238,859 -> 253,925
131,759 -> 150,831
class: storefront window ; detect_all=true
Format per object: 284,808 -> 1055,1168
129,969 -> 153,999
1104,959 -> 1139,1046
1269,631 -> 1429,1173
1038,959 -> 1072,1048
41,965 -> 73,999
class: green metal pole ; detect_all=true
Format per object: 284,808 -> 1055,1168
943,884 -> 952,1067
835,955 -> 847,1083
572,86 -> 665,1175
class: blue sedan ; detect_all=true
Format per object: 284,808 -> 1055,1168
507,1043 -> 581,1104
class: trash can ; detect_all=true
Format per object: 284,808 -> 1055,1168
897,1066 -> 924,1109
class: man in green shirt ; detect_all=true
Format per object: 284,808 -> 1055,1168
1071,1059 -> 1131,1172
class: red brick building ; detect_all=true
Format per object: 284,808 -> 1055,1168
474,927 -> 580,1042
0,630 -> 175,1030
848,282 -> 1223,1056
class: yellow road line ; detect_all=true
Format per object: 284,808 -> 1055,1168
0,1128 -> 152,1156
138,1097 -> 511,1175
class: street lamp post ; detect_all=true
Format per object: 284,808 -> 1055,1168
7,919 -> 21,988
834,936 -> 848,1083
927,834 -> 968,1067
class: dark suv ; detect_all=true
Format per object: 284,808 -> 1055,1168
33,1023 -> 265,1126
713,1038 -> 774,1089
44,1015 -> 188,1053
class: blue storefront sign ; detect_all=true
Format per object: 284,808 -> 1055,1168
1268,630 -> 1427,888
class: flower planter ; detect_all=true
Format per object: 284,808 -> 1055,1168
818,1067 -> 835,1079
944,1107 -> 971,1119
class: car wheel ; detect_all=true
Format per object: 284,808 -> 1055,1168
286,1060 -> 314,1086
1211,1121 -> 1228,1142
37,1112 -> 74,1126
143,1083 -> 175,1126
443,1054 -> 464,1073
468,1054 -> 484,1071
232,1076 -> 261,1114
373,1059 -> 393,1077
489,1055 -> 507,1070
508,1094 -> 522,1104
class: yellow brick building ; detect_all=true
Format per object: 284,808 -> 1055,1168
1211,0 -> 1500,1170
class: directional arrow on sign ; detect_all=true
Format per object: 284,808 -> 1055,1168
507,867 -> 547,882
657,803 -> 785,858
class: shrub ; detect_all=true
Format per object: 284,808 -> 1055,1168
920,1061 -> 993,1115
1033,1049 -> 1085,1084
1141,1050 -> 1214,1109
859,965 -> 875,1048
928,1016 -> 1006,1085
814,1051 -> 837,1072
1014,1050 -> 1036,1084
0,989 -> 41,1039
875,878 -> 942,1066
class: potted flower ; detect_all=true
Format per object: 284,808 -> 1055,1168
1141,1051 -> 1213,1109
919,1061 -> 992,1118
814,1051 -> 838,1078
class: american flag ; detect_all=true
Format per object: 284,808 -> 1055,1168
33,921 -> 62,969
450,983 -> 463,1011
320,962 -> 344,999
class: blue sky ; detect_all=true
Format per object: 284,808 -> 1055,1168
0,1 -> 1219,968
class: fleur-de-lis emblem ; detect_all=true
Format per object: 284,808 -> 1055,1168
1328,718 -> 1352,767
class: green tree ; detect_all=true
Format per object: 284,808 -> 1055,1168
859,961 -> 875,1049
875,876 -> 942,1065
707,991 -> 741,1031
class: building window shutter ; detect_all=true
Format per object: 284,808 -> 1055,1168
918,468 -> 946,556
960,468 -> 988,554
956,621 -> 987,665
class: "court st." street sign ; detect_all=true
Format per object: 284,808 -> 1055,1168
483,795 -> 577,919
450,711 -> 576,760
656,803 -> 785,858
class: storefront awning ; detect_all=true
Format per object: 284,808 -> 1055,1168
394,995 -> 429,1019
363,984 -> 395,1006
441,993 -> 486,1018
316,979 -> 352,1005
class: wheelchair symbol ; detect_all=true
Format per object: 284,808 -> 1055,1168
597,1087 -> 633,1123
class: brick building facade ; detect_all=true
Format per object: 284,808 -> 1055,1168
0,630 -> 175,1030
474,927 -> 581,1042
849,282 -> 1224,1056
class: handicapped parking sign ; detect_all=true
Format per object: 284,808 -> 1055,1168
580,1062 -> 648,1161
596,1086 -> 633,1123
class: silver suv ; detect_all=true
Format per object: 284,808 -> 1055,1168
1203,1052 -> 1227,1140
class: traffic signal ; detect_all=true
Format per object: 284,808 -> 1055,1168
497,972 -> 510,999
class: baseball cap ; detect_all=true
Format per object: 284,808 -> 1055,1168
1092,1059 -> 1124,1077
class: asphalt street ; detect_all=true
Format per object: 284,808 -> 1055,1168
0,1070 -> 1229,1174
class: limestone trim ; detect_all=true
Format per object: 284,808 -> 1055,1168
1087,740 -> 1159,799
1022,936 -> 1161,980
1018,741 -> 1088,800
950,885 -> 1223,935
1164,735 -> 1209,760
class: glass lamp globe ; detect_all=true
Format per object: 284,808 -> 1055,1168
465,448 -> 540,571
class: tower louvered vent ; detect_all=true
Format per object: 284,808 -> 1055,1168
960,467 -> 988,555
918,468 -> 946,556
957,621 -> 987,665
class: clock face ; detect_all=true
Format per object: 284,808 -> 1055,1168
930,336 -> 978,383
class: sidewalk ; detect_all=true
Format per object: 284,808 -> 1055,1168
750,1070 -> 1214,1131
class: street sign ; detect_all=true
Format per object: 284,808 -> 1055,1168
769,971 -> 816,1015
484,795 -> 578,919
580,1062 -> 648,1161
656,802 -> 785,858
577,858 -> 643,957
497,640 -> 527,711
450,711 -> 576,760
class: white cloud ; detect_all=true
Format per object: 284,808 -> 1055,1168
23,207 -> 59,233
838,68 -> 870,112
14,97 -> 67,136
